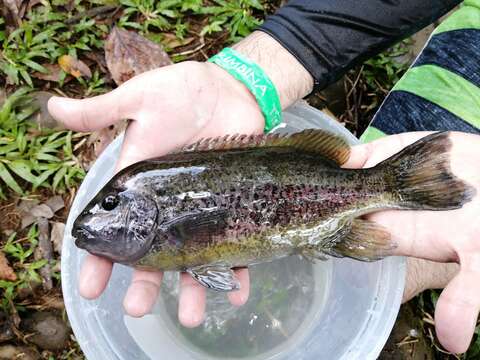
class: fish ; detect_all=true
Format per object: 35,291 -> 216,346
72,130 -> 475,291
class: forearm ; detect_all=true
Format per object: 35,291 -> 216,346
232,0 -> 461,110
232,31 -> 314,109
258,0 -> 461,91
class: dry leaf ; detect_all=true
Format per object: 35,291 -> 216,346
30,204 -> 54,219
1,0 -> 21,29
31,63 -> 63,82
88,121 -> 127,157
58,55 -> 92,79
45,195 -> 65,214
162,33 -> 195,49
105,26 -> 172,85
50,222 -> 65,255
30,91 -> 64,129
0,251 -> 17,281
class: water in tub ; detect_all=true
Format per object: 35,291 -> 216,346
124,256 -> 332,359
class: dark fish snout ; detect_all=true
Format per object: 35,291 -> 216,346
72,223 -> 92,249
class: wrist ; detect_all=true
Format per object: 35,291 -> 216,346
231,31 -> 314,109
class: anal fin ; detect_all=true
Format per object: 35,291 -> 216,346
299,247 -> 329,264
327,218 -> 396,262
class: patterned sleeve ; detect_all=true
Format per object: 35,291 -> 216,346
361,0 -> 480,142
258,0 -> 461,91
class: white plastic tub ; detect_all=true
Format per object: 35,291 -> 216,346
62,101 -> 406,360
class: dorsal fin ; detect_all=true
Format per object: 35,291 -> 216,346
179,129 -> 351,165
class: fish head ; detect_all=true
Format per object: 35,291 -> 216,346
72,188 -> 158,263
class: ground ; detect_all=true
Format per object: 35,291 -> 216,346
0,1 -> 479,359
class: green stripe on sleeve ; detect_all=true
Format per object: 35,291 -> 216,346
434,0 -> 480,34
360,126 -> 387,143
392,64 -> 480,129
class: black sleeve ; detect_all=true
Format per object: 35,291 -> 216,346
258,0 -> 462,91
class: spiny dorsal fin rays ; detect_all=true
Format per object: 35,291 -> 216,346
177,129 -> 351,166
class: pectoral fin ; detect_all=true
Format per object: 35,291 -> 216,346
187,264 -> 240,291
327,218 -> 396,261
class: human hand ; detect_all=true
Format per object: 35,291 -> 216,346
345,131 -> 480,354
48,60 -> 264,326
48,31 -> 313,327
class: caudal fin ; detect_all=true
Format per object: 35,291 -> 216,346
378,131 -> 475,210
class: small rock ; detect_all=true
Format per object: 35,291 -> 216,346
45,196 -> 65,214
0,345 -> 39,360
29,204 -> 54,219
21,311 -> 70,351
0,312 -> 15,342
50,222 -> 65,255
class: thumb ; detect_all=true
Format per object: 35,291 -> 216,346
47,86 -> 135,132
435,267 -> 480,353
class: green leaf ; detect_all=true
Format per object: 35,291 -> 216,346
29,259 -> 48,270
19,69 -> 33,87
7,160 -> 38,184
0,162 -> 24,194
21,59 -> 48,73
53,166 -> 67,190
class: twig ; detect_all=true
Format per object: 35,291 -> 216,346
173,39 -> 206,57
65,5 -> 119,25
264,307 -> 289,339
346,66 -> 364,99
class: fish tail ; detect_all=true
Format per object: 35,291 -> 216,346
378,131 -> 475,210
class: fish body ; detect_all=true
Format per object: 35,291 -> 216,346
72,130 -> 474,291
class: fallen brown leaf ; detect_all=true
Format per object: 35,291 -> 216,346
50,222 -> 65,255
1,0 -> 21,29
34,218 -> 53,291
58,55 -> 92,79
0,251 -> 17,281
31,63 -> 63,82
45,195 -> 65,214
87,121 -> 127,157
29,204 -> 54,219
105,26 -> 172,85
29,91 -> 64,129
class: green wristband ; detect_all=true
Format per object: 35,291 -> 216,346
208,47 -> 282,133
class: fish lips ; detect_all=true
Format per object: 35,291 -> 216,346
72,224 -> 94,250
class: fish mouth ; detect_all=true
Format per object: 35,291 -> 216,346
72,224 -> 94,249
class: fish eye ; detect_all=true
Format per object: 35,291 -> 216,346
101,195 -> 119,211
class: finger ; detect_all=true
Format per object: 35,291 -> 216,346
178,273 -> 206,328
115,116 -> 188,171
227,268 -> 250,306
367,210 -> 458,260
79,254 -> 113,299
435,267 -> 480,353
343,131 -> 432,169
47,86 -> 136,132
403,258 -> 459,303
123,270 -> 163,317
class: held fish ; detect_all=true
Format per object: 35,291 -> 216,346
72,130 -> 475,291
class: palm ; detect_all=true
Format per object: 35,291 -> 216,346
114,62 -> 264,170
347,131 -> 480,353
48,61 -> 264,327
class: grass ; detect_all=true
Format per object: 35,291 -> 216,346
1,225 -> 55,314
0,88 -> 85,199
0,1 -> 478,359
